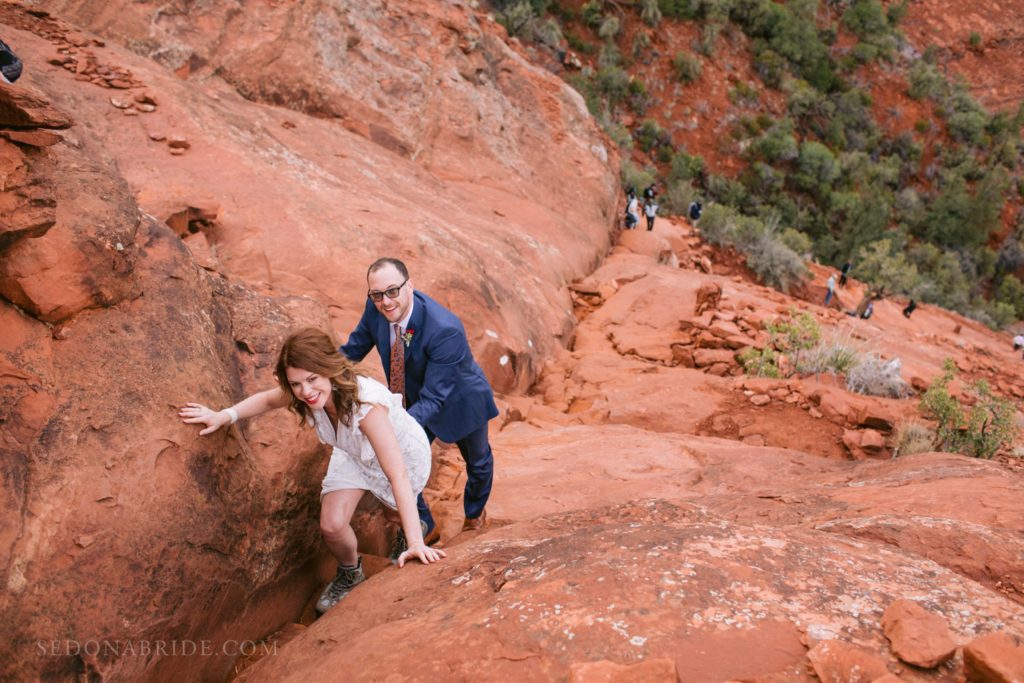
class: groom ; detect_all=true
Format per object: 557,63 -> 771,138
339,257 -> 497,547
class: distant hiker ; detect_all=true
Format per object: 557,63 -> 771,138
0,39 -> 23,84
902,299 -> 917,318
838,261 -> 851,288
643,183 -> 657,200
625,189 -> 639,230
644,197 -> 658,231
688,200 -> 703,223
861,301 -> 874,319
1014,334 -> 1024,351
180,328 -> 445,615
824,274 -> 837,306
851,293 -> 871,318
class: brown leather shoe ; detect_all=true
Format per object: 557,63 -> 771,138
462,509 -> 487,531
423,526 -> 441,546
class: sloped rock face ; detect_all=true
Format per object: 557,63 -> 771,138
1,1 -> 619,678
20,0 -> 619,392
0,88 -> 343,681
241,498 -> 1024,682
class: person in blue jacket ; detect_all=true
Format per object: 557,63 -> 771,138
1,39 -> 23,84
339,257 -> 498,558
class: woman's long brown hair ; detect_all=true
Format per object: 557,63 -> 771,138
275,327 -> 359,427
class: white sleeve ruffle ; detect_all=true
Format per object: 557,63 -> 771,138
351,376 -> 402,463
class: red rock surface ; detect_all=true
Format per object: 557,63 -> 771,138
806,639 -> 890,682
963,631 -> 1024,683
881,599 -> 957,668
3,2 -> 1024,682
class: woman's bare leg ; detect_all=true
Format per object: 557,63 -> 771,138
320,489 -> 366,566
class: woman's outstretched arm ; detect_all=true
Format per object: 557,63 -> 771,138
179,387 -> 290,435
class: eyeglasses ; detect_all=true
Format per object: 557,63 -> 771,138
368,278 -> 408,302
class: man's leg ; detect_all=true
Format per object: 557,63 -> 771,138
417,429 -> 438,534
456,423 -> 494,521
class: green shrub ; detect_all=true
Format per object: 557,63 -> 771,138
748,118 -> 798,162
854,239 -> 921,296
794,141 -> 840,195
747,231 -> 808,292
581,0 -> 604,28
658,0 -> 697,20
920,360 -> 1019,459
968,31 -> 982,48
621,161 -> 656,195
706,174 -> 749,208
886,0 -> 909,25
669,149 -> 705,182
631,31 -> 652,59
996,275 -> 1024,319
696,22 -> 721,56
598,15 -> 620,40
732,0 -> 838,91
786,78 -> 835,128
729,81 -> 761,107
604,121 -> 633,149
753,46 -> 787,88
595,65 -> 630,105
919,170 -> 1009,249
672,51 -> 703,83
635,119 -> 671,153
842,0 -> 888,39
825,191 -> 894,260
780,227 -> 812,255
767,309 -> 821,369
907,60 -> 944,101
598,42 -> 623,69
494,1 -> 537,37
627,78 -> 655,116
659,179 -> 698,215
849,42 -> 879,65
739,347 -> 781,378
948,110 -> 989,146
745,161 -> 786,196
641,0 -> 663,26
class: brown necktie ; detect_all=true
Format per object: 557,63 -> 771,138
389,323 -> 406,405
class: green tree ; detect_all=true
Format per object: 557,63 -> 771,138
793,141 -> 840,196
855,239 -> 920,295
920,360 -> 1019,459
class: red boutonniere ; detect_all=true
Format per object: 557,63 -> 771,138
402,329 -> 414,347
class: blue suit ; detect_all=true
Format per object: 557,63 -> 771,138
340,290 -> 498,528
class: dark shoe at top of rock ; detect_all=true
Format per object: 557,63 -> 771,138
462,509 -> 487,531
389,521 -> 440,564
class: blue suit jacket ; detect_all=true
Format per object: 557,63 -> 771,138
339,290 -> 498,443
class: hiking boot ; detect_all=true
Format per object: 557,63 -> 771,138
315,558 -> 365,615
462,508 -> 487,531
389,521 -> 440,564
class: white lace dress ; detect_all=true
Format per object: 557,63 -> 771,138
312,376 -> 431,509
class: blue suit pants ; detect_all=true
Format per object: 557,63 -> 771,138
417,423 -> 494,531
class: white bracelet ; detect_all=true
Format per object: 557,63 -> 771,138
224,407 -> 239,424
